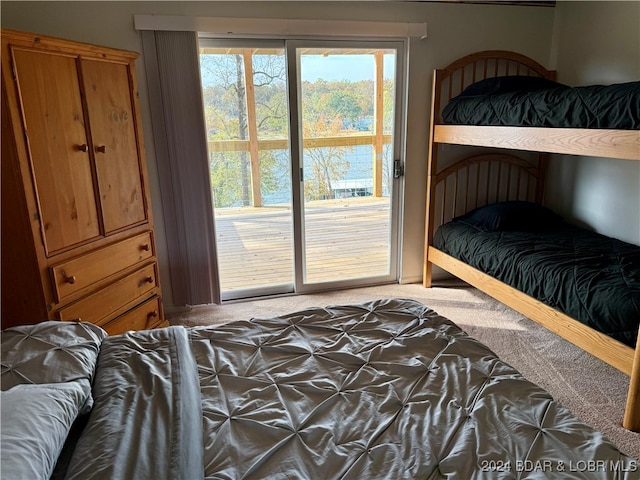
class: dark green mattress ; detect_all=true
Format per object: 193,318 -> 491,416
441,77 -> 640,129
433,222 -> 640,347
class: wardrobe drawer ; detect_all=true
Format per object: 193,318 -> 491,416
51,232 -> 154,301
57,263 -> 158,325
102,296 -> 162,336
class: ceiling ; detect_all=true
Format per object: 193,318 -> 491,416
391,0 -> 555,5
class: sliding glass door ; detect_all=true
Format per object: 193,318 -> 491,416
199,38 -> 405,300
199,41 -> 294,300
289,42 -> 402,289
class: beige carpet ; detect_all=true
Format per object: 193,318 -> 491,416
169,281 -> 640,458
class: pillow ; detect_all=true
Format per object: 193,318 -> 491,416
456,75 -> 567,98
1,381 -> 92,480
453,201 -> 564,232
1,321 -> 107,391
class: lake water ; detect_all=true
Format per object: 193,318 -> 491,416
262,144 -> 392,205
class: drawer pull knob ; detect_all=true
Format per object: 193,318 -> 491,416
77,144 -> 89,152
141,244 -> 150,251
96,145 -> 107,153
145,276 -> 154,284
66,275 -> 77,285
147,310 -> 159,319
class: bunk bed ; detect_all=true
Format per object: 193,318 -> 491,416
423,50 -> 640,432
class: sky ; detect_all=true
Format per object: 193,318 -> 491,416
300,53 -> 396,82
200,50 -> 396,86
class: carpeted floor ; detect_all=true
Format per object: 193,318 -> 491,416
168,281 -> 640,458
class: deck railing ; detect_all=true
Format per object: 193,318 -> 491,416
207,133 -> 393,207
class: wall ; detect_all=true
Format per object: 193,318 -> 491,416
547,1 -> 640,245
1,1 -> 555,306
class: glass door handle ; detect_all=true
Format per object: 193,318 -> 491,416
394,159 -> 404,178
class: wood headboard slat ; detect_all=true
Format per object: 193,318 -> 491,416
431,153 -> 541,227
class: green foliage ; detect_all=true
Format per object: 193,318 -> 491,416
304,146 -> 351,201
208,151 -> 246,208
260,150 -> 290,197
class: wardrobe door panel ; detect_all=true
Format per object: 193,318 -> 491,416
12,49 -> 100,254
81,59 -> 147,234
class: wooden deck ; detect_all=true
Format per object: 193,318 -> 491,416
214,197 -> 391,292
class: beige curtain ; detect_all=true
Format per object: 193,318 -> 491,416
141,30 -> 220,306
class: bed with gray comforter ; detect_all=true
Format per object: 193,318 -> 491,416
1,299 -> 637,479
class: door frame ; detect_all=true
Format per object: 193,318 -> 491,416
199,36 -> 408,300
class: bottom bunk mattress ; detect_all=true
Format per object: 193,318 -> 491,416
3,300 -> 636,479
433,205 -> 640,348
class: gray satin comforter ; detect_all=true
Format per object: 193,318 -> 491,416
66,299 -> 638,479
66,326 -> 204,479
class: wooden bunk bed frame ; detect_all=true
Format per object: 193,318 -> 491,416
423,50 -> 640,432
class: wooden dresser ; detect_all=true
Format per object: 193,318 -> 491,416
1,29 -> 167,335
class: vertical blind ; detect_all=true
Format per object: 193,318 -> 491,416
141,30 -> 220,306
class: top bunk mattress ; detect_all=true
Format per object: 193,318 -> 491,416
441,76 -> 640,130
433,205 -> 640,347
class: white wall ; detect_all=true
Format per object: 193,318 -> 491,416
1,1 -> 555,305
547,1 -> 640,245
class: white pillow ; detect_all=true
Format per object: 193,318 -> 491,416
1,380 -> 91,480
2,321 -> 107,391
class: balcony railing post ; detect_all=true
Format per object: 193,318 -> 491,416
243,49 -> 263,207
373,51 -> 384,197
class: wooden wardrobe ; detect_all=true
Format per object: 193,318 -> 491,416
1,29 -> 167,335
